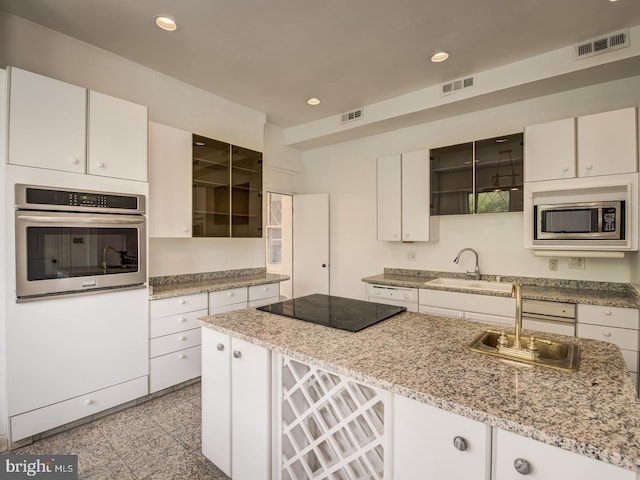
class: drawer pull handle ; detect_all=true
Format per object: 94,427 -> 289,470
178,353 -> 186,359
85,398 -> 93,406
233,350 -> 242,359
603,331 -> 612,337
178,317 -> 186,323
178,335 -> 186,341
453,436 -> 467,451
604,310 -> 612,316
514,458 -> 531,475
217,343 -> 224,351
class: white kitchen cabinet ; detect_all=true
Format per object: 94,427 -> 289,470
577,304 -> 639,390
524,108 -> 638,183
148,293 -> 207,393
7,66 -> 86,173
524,118 -> 576,182
493,428 -> 636,480
87,90 -> 148,181
394,394 -> 491,480
377,149 -> 430,242
209,283 -> 280,313
148,122 -> 193,237
202,327 -> 271,480
577,108 -> 638,178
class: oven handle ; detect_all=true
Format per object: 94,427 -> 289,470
17,215 -> 144,224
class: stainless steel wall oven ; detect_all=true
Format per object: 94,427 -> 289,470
15,184 -> 146,300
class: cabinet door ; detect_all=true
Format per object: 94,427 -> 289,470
578,108 -> 638,177
8,67 -> 86,173
524,118 -> 576,182
87,90 -> 148,181
201,327 -> 232,476
231,146 -> 263,238
230,337 -> 271,480
401,150 -> 430,241
494,429 -> 635,480
377,154 -> 402,241
148,122 -> 193,237
395,394 -> 490,480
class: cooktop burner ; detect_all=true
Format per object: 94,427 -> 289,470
256,293 -> 406,332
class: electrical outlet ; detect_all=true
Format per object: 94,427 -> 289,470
568,257 -> 586,269
549,258 -> 558,271
407,251 -> 417,262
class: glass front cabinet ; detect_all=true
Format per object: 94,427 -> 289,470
192,134 -> 263,238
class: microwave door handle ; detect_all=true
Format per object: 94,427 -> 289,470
17,215 -> 143,224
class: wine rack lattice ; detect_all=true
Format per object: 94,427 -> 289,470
282,357 -> 386,480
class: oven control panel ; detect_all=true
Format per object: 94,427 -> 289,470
15,185 -> 145,214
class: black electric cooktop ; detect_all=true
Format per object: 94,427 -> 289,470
256,293 -> 406,332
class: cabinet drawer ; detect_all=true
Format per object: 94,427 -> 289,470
149,345 -> 201,393
209,288 -> 248,308
577,304 -> 639,329
248,296 -> 279,308
577,323 -> 639,352
150,309 -> 207,338
10,376 -> 148,441
149,328 -> 201,358
249,283 -> 280,302
150,293 -> 208,318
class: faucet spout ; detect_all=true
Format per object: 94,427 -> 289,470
102,246 -> 120,272
512,281 -> 523,349
453,248 -> 480,280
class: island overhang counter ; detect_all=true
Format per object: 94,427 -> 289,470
200,307 -> 640,478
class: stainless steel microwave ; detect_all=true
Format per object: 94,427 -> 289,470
534,201 -> 624,242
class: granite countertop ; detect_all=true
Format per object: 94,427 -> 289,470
362,268 -> 640,308
148,268 -> 290,300
200,308 -> 640,472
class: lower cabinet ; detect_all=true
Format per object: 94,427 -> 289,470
201,327 -> 271,480
148,293 -> 207,393
493,429 -> 636,480
394,394 -> 491,480
208,282 -> 280,313
419,289 -> 514,325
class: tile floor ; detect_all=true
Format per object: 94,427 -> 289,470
3,382 -> 229,479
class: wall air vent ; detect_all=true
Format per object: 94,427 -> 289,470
341,108 -> 363,124
574,29 -> 630,60
441,75 -> 475,97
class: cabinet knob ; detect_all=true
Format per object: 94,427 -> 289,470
233,350 -> 242,359
453,436 -> 467,451
178,353 -> 186,359
217,343 -> 224,351
603,331 -> 612,337
178,299 -> 186,305
585,164 -> 593,170
513,458 -> 531,475
561,166 -> 568,172
70,157 -> 80,165
604,310 -> 612,316
178,317 -> 186,323
183,226 -> 189,233
227,292 -> 234,297
85,398 -> 93,406
178,335 -> 186,341
97,161 -> 105,168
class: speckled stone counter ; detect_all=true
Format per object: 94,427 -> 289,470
201,308 -> 640,472
148,268 -> 289,300
362,268 -> 640,308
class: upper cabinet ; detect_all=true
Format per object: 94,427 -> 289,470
377,150 -> 430,242
431,133 -> 523,215
7,67 -> 86,173
192,134 -> 263,238
87,90 -> 148,181
148,122 -> 193,237
525,107 -> 638,182
6,67 -> 148,181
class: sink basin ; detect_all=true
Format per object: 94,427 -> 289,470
427,277 -> 513,293
467,330 -> 580,372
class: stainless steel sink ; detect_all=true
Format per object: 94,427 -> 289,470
467,330 -> 580,372
426,277 -> 513,293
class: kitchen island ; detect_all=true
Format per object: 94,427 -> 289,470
200,307 -> 640,479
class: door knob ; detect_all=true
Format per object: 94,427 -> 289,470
322,264 -> 327,268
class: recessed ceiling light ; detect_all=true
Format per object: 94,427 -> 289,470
155,16 -> 178,32
430,51 -> 450,63
306,97 -> 321,106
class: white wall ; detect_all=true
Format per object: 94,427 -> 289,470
299,76 -> 640,300
0,11 -> 296,277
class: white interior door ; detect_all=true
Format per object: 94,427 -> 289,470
293,193 -> 329,297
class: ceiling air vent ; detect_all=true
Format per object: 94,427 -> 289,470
341,108 -> 363,124
574,29 -> 630,60
441,75 -> 475,97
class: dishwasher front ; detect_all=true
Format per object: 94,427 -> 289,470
367,284 -> 419,312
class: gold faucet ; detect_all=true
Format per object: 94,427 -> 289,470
512,281 -> 523,349
102,246 -> 120,272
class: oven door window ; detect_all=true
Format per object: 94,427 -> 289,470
26,226 -> 140,280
